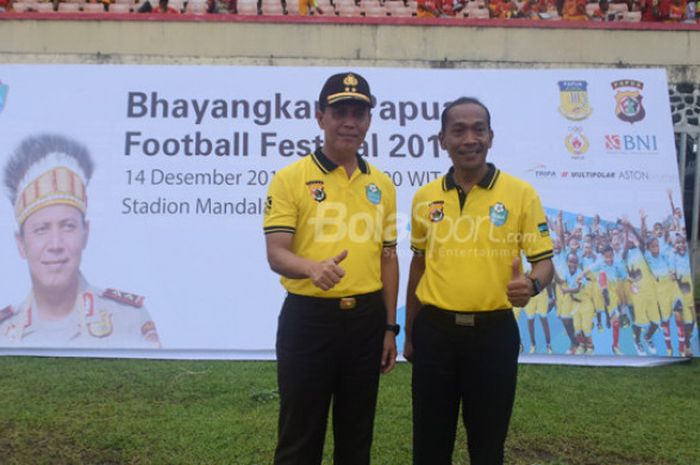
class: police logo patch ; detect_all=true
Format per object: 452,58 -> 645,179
306,180 -> 326,202
558,80 -> 593,121
489,202 -> 508,226
612,79 -> 645,124
429,201 -> 445,223
365,183 -> 381,205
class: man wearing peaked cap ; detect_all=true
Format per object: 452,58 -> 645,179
264,72 -> 398,465
0,134 -> 160,349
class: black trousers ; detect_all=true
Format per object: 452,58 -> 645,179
412,306 -> 520,465
274,291 -> 386,465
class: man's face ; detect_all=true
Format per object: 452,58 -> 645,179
568,237 -> 580,251
439,103 -> 493,173
567,255 -> 578,274
604,250 -> 614,266
583,242 -> 592,256
16,204 -> 89,294
317,101 -> 371,157
675,237 -> 687,255
648,238 -> 659,256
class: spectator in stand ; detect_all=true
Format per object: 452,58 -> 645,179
206,0 -> 220,12
0,0 -> 10,12
515,0 -> 549,18
640,0 -> 664,19
590,0 -> 614,19
155,0 -> 180,12
667,0 -> 686,20
417,0 -> 442,16
299,0 -> 323,15
489,0 -> 518,17
561,0 -> 587,19
440,0 -> 458,16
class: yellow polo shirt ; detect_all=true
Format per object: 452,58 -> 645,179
411,164 -> 553,312
264,149 -> 397,298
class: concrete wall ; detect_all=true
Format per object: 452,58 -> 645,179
1,17 -> 699,82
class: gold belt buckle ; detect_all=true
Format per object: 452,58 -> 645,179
339,297 -> 357,310
455,314 -> 475,326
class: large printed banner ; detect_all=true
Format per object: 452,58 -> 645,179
0,65 -> 696,363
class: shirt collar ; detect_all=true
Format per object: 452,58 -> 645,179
311,148 -> 370,175
442,163 -> 499,191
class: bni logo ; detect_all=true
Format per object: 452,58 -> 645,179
0,81 -> 8,114
605,134 -> 658,153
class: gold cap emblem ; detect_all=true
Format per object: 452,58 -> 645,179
343,74 -> 359,88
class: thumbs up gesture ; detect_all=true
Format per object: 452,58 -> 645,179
507,257 -> 532,308
308,250 -> 348,291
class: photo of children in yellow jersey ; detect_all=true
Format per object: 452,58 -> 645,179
514,252 -> 553,354
518,197 -> 697,358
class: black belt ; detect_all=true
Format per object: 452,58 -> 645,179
287,291 -> 382,310
422,305 -> 513,327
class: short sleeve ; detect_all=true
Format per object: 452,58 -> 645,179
263,170 -> 297,235
520,189 -> 554,263
410,191 -> 428,255
382,181 -> 398,248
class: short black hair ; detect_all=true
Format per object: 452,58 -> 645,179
440,97 -> 492,132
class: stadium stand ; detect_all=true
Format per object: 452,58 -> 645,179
0,0 -> 697,22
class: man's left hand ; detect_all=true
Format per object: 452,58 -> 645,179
507,258 -> 532,308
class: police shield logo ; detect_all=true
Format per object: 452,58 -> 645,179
428,201 -> 445,223
612,79 -> 645,124
0,81 -> 8,114
306,180 -> 326,202
558,81 -> 593,121
365,183 -> 381,205
489,202 -> 508,226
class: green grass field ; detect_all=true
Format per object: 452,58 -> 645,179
0,357 -> 698,465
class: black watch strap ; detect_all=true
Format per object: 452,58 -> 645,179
527,276 -> 543,296
385,324 -> 400,335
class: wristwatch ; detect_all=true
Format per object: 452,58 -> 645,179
385,324 -> 400,335
527,275 -> 543,296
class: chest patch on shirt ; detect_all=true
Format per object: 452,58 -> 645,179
306,180 -> 326,202
489,202 -> 508,226
429,201 -> 445,223
365,183 -> 381,205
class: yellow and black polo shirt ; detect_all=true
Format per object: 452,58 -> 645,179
410,163 -> 553,312
264,148 -> 397,298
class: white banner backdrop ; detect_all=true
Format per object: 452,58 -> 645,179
0,65 -> 696,363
